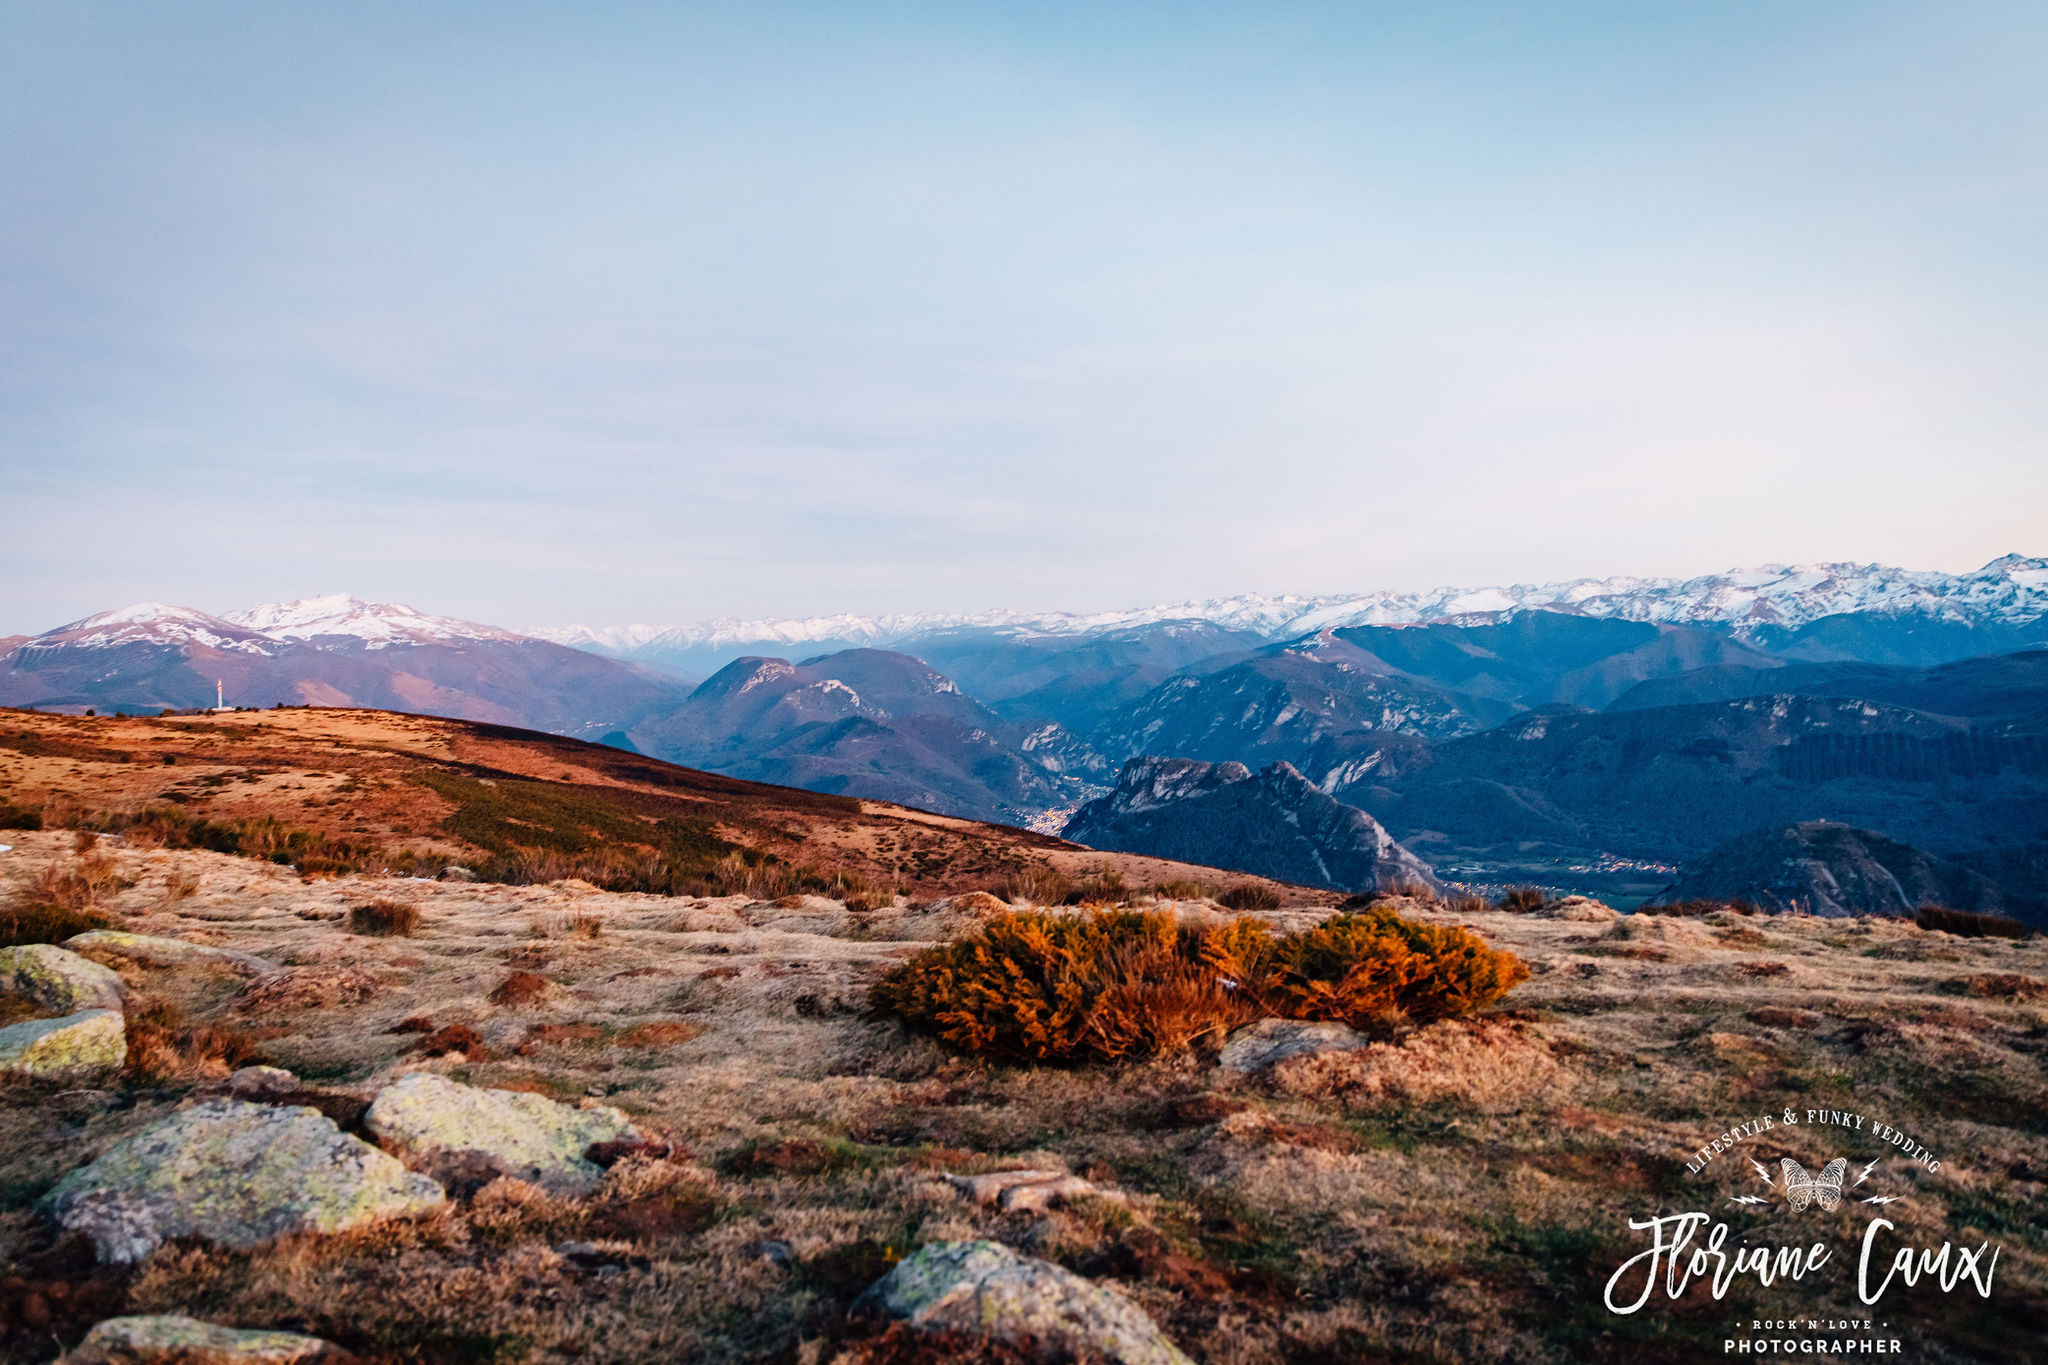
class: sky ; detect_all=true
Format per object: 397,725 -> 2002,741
3,1 -> 2045,635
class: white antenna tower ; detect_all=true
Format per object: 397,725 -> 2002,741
216,679 -> 224,710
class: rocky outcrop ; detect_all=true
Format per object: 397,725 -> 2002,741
67,931 -> 277,977
39,1099 -> 444,1263
362,1073 -> 639,1195
1064,756 -> 1440,895
1216,1018 -> 1370,1074
0,1010 -> 126,1082
0,944 -> 127,1013
855,1240 -> 1191,1365
1651,821 -> 2017,919
943,1169 -> 1118,1214
59,1314 -> 345,1364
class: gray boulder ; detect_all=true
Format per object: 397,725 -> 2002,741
40,1099 -> 445,1263
0,944 -> 127,1013
1217,1018 -> 1370,1074
856,1240 -> 1190,1365
67,931 -> 277,976
363,1073 -> 640,1195
0,1010 -> 126,1082
59,1314 -> 344,1364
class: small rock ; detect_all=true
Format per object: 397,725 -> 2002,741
0,1010 -> 126,1082
746,1239 -> 793,1270
0,944 -> 128,1013
224,1065 -> 301,1098
944,1169 -> 1115,1214
855,1240 -> 1191,1365
1217,1018 -> 1370,1074
39,1099 -> 445,1263
58,1314 -> 346,1364
363,1073 -> 640,1196
67,931 -> 277,977
438,865 -> 478,883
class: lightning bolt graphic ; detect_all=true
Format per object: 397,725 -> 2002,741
1854,1159 -> 1880,1187
1862,1195 -> 1903,1206
1751,1157 -> 1775,1187
1728,1195 -> 1772,1207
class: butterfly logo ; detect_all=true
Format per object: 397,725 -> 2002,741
1781,1157 -> 1847,1213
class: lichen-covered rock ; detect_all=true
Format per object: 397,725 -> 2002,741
363,1073 -> 640,1195
855,1240 -> 1191,1365
59,1314 -> 345,1363
67,931 -> 277,977
0,1010 -> 126,1082
39,1099 -> 445,1263
0,944 -> 128,1013
1216,1018 -> 1369,1074
223,1065 -> 301,1098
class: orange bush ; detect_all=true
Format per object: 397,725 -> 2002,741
871,907 -> 1529,1064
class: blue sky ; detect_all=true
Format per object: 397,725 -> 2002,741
3,2 -> 2044,634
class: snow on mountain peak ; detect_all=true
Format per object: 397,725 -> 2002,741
30,603 -> 278,655
532,555 -> 2048,663
224,596 -> 523,648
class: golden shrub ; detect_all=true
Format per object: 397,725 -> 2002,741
872,906 -> 1529,1063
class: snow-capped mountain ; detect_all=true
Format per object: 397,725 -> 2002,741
13,603 -> 281,656
224,595 -> 526,648
534,556 -> 2048,673
1,596 -> 691,735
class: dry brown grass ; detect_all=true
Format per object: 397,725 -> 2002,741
124,1000 -> 272,1083
1219,883 -> 1281,912
1917,904 -> 2034,939
1266,1016 -> 1563,1108
489,970 -> 556,1008
347,899 -> 421,937
2,826 -> 2045,1364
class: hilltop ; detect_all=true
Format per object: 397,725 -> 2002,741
0,707 -> 1319,905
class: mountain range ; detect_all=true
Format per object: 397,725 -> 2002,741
0,597 -> 693,740
6,556 -> 2047,906
534,555 -> 2048,675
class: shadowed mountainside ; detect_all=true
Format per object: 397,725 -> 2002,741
1649,820 -> 2034,923
1064,755 -> 1441,895
625,649 -> 1107,827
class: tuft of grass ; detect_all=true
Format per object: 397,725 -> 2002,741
0,799 -> 42,830
0,902 -> 110,947
720,1136 -> 872,1180
1917,904 -> 2033,939
1153,878 -> 1210,901
348,899 -> 422,937
992,865 -> 1071,906
1218,884 -> 1280,912
1496,885 -> 1548,913
26,852 -> 124,912
489,970 -> 554,1007
125,1000 -> 270,1082
405,1024 -> 489,1061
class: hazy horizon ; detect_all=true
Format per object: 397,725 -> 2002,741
7,3 -> 2046,636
